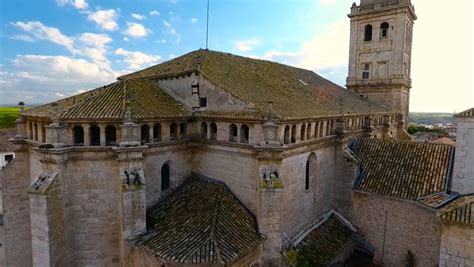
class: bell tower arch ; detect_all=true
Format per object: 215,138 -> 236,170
346,0 -> 416,128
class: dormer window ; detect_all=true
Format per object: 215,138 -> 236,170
362,63 -> 370,79
380,22 -> 389,38
364,24 -> 373,41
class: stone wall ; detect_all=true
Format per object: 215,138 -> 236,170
1,144 -> 33,267
452,117 -> 474,194
143,143 -> 193,207
353,192 -> 441,266
439,223 -> 474,266
193,144 -> 259,214
280,144 -> 335,238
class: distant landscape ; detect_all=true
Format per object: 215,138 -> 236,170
0,107 -> 21,129
408,112 -> 454,125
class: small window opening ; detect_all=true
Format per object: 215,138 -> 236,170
161,163 -> 170,191
199,97 -> 207,107
73,125 -> 84,145
170,123 -> 177,140
180,123 -> 187,139
300,124 -> 306,141
153,123 -> 162,142
201,122 -> 208,139
362,63 -> 370,79
240,124 -> 249,143
364,24 -> 373,41
284,125 -> 290,144
105,125 -> 117,146
381,22 -> 389,38
210,123 -> 217,140
229,124 -> 238,142
89,125 -> 100,146
141,124 -> 150,143
291,125 -> 297,143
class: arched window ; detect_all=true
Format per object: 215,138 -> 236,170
380,22 -> 389,38
300,124 -> 306,141
73,125 -> 84,145
229,124 -> 238,142
105,125 -> 116,146
314,122 -> 319,138
291,125 -> 297,143
153,123 -> 162,142
305,153 -> 317,190
180,123 -> 187,139
29,122 -> 33,139
170,123 -> 177,140
210,123 -> 217,140
284,125 -> 290,144
240,124 -> 249,143
326,121 -> 332,136
41,125 -> 46,143
364,24 -> 373,41
141,124 -> 150,143
34,123 -> 38,141
201,122 -> 208,139
161,162 -> 170,191
89,125 -> 100,146
307,123 -> 312,140
319,122 -> 325,137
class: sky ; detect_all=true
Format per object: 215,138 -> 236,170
0,0 -> 472,112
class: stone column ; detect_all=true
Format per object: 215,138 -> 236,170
382,114 -> 392,139
364,116 -> 374,138
114,146 -> 147,266
100,124 -> 106,146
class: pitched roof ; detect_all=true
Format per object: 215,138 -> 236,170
292,212 -> 363,266
350,138 -> 454,200
439,195 -> 474,227
24,79 -> 189,121
455,107 -> 474,118
140,174 -> 265,264
430,137 -> 455,146
120,49 -> 386,119
417,192 -> 458,209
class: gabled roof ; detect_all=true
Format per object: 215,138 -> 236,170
120,49 -> 386,119
455,107 -> 474,118
23,79 -> 189,121
290,211 -> 369,266
140,174 -> 265,265
350,138 -> 454,200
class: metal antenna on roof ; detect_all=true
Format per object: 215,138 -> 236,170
205,0 -> 210,50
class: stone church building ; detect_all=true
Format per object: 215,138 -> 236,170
1,0 -> 473,266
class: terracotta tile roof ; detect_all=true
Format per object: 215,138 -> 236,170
24,79 -> 189,121
119,49 -> 386,119
350,138 -> 454,200
439,195 -> 474,226
455,107 -> 474,118
292,212 -> 362,266
430,137 -> 455,146
417,192 -> 458,209
140,174 -> 265,264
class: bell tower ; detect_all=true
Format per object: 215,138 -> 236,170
346,0 -> 416,128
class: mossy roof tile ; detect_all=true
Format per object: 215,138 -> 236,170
141,174 -> 265,264
350,138 -> 454,200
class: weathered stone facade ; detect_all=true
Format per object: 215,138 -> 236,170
439,224 -> 474,267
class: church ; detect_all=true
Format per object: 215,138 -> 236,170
1,0 -> 473,266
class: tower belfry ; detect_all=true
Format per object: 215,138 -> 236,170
346,0 -> 416,128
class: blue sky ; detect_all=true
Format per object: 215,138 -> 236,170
0,0 -> 473,112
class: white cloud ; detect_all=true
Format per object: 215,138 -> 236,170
131,13 -> 146,20
114,48 -> 161,70
124,37 -> 130,41
87,9 -> 119,31
162,20 -> 181,43
191,18 -> 198,23
124,22 -> 152,38
10,34 -> 35,42
0,54 -> 120,104
320,0 -> 336,6
56,0 -> 88,9
262,19 -> 348,72
13,21 -> 77,53
234,38 -> 260,52
150,10 -> 160,16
